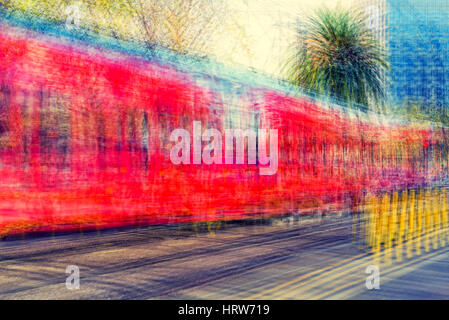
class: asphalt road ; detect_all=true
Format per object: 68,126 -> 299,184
0,213 -> 448,299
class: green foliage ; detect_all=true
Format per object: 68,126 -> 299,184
0,0 -> 250,58
284,8 -> 388,108
392,100 -> 449,126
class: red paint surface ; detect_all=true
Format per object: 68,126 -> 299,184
0,23 -> 446,236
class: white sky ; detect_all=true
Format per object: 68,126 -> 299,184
213,0 -> 357,77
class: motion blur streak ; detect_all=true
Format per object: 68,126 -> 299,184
0,12 -> 448,237
358,187 -> 449,260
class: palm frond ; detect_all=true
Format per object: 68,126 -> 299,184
284,7 -> 389,108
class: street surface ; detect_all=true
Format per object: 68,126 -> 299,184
0,213 -> 448,299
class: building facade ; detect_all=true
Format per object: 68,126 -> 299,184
360,0 -> 449,109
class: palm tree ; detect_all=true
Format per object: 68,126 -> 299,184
284,8 -> 388,109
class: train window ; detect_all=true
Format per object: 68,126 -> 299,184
116,114 -> 122,153
127,109 -> 137,152
0,85 -> 10,149
39,91 -> 70,168
157,109 -> 173,155
224,92 -> 245,130
0,119 -> 7,136
96,111 -> 106,153
142,111 -> 149,169
95,109 -> 106,169
322,141 -> 326,166
0,88 -> 33,159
